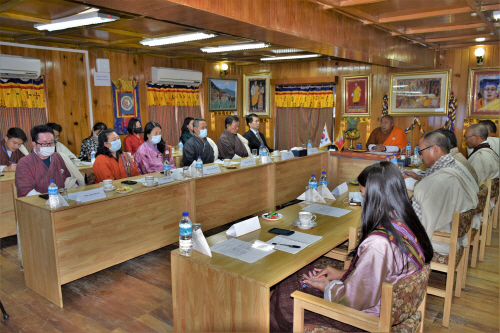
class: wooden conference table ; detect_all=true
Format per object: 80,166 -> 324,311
171,188 -> 361,332
16,150 -> 328,307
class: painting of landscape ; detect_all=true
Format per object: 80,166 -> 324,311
209,78 -> 237,111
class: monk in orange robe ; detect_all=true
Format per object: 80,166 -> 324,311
366,115 -> 407,153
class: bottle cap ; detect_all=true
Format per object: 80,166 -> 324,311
322,171 -> 326,174
198,156 -> 201,159
311,174 -> 315,177
182,212 -> 189,217
393,153 -> 396,156
50,180 -> 54,183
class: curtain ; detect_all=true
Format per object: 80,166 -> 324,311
0,78 -> 47,151
177,105 -> 202,134
148,105 -> 177,146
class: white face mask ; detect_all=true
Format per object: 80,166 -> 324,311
38,146 -> 55,157
151,135 -> 162,144
109,139 -> 122,152
199,129 -> 208,138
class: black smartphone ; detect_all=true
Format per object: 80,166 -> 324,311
39,194 -> 49,200
121,180 -> 137,185
0,174 -> 4,177
269,228 -> 295,236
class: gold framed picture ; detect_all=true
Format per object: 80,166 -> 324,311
341,74 -> 371,117
466,67 -> 500,119
243,72 -> 271,118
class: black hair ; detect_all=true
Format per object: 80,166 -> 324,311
469,124 -> 489,140
352,162 -> 433,266
127,118 -> 141,135
421,130 -> 451,154
144,121 -> 166,156
91,122 -> 107,136
193,118 -> 206,128
6,127 -> 27,142
246,113 -> 259,126
31,125 -> 54,142
479,120 -> 497,134
436,128 -> 457,149
96,129 -> 122,158
46,122 -> 63,133
181,117 -> 194,133
225,115 -> 239,129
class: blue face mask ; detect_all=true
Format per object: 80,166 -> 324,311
151,135 -> 162,144
199,129 -> 208,138
108,139 -> 122,152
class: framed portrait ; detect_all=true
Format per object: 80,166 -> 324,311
389,69 -> 451,116
467,67 -> 500,118
243,72 -> 271,118
341,74 -> 371,117
208,78 -> 237,111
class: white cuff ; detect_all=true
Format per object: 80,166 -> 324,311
405,178 -> 418,191
0,165 -> 5,172
323,280 -> 343,301
27,189 -> 42,196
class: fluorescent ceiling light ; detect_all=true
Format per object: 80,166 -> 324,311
475,37 -> 486,42
261,54 -> 321,61
35,11 -> 119,31
140,32 -> 217,46
200,42 -> 269,53
271,48 -> 304,54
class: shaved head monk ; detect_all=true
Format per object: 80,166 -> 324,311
465,124 -> 499,183
366,115 -> 407,152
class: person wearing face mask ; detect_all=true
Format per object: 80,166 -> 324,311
123,118 -> 144,156
93,129 -> 140,183
134,121 -> 176,174
15,125 -> 85,197
0,127 -> 29,172
79,122 -> 107,161
46,122 -> 77,159
182,118 -> 218,166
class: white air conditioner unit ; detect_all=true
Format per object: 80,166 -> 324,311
0,54 -> 41,79
151,67 -> 202,86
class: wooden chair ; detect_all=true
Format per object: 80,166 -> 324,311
427,209 -> 474,327
486,178 -> 499,246
470,180 -> 491,268
323,226 -> 360,269
291,265 -> 430,333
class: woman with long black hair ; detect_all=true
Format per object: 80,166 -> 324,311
179,117 -> 194,144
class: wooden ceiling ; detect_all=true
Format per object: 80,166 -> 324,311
0,0 -> 498,64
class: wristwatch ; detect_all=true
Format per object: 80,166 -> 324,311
383,147 -> 387,152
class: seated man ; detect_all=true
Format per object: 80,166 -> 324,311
1,127 -> 29,172
217,115 -> 251,159
15,125 -> 84,197
465,124 -> 500,183
93,129 -> 140,183
411,130 -> 478,255
242,113 -> 273,153
366,115 -> 406,152
46,122 -> 77,159
466,120 -> 500,157
182,118 -> 218,166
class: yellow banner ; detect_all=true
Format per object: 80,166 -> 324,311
147,84 -> 200,107
275,87 -> 334,108
0,78 -> 46,108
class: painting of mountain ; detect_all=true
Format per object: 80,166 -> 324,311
209,78 -> 237,111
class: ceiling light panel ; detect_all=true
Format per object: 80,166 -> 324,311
475,37 -> 486,42
200,42 -> 269,53
261,54 -> 321,61
35,11 -> 119,31
271,48 -> 304,54
140,32 -> 217,46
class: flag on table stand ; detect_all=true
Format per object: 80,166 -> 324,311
334,133 -> 345,151
320,123 -> 332,148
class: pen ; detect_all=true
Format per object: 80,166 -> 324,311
272,243 -> 301,248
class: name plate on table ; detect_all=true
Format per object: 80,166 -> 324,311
307,148 -> 319,155
157,176 -> 174,185
76,188 -> 106,203
203,165 -> 221,175
281,151 -> 295,161
240,158 -> 257,168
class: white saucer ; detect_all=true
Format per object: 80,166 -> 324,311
102,186 -> 117,192
142,181 -> 158,187
116,188 -> 133,194
292,220 -> 317,229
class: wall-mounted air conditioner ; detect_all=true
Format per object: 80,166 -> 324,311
0,54 -> 41,79
151,67 -> 202,86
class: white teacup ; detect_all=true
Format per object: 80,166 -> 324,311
224,159 -> 230,167
100,179 -> 113,190
298,211 -> 316,227
272,150 -> 279,156
145,175 -> 154,186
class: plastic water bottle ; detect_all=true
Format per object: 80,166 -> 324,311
309,174 -> 318,190
48,180 -> 60,210
90,149 -> 96,165
196,156 -> 203,177
386,156 -> 391,162
179,212 -> 193,256
164,157 -> 171,177
414,145 -> 419,156
261,144 -> 269,163
307,138 -> 313,149
391,153 -> 398,165
178,141 -> 183,153
406,142 -> 412,155
319,171 -> 328,188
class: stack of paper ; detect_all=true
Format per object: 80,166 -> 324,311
210,238 -> 274,263
266,231 -> 322,254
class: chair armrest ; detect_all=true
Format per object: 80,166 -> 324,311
432,231 -> 451,243
291,291 -> 379,331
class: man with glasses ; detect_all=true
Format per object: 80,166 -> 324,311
15,125 -> 84,197
409,130 -> 478,255
465,124 -> 499,184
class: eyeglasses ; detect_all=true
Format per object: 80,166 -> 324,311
464,134 -> 475,140
417,145 -> 433,155
35,141 -> 56,147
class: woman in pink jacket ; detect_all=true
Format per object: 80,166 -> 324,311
134,121 -> 176,175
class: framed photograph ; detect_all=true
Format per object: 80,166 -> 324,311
208,78 -> 237,111
243,72 -> 271,118
389,70 -> 451,116
467,67 -> 500,118
341,74 -> 371,117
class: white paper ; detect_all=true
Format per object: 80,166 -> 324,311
74,188 -> 107,203
240,158 -> 257,168
157,176 -> 175,185
226,216 -> 261,237
46,194 -> 69,207
366,151 -> 392,155
332,182 -> 348,195
318,184 -> 336,200
252,240 -> 274,251
78,161 -> 92,166
136,177 -> 159,183
267,231 -> 322,254
405,178 -> 418,191
281,151 -> 295,161
232,154 -> 242,159
203,165 -> 221,175
171,168 -> 183,180
214,160 -> 224,164
302,204 -> 351,218
307,148 -> 319,155
187,161 -> 197,178
297,188 -> 326,203
192,229 -> 212,257
210,238 -> 274,263
93,72 -> 111,86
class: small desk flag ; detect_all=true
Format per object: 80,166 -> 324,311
320,123 -> 332,148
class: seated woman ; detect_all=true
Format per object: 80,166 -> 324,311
123,118 -> 144,156
93,129 -> 140,183
270,162 -> 433,332
134,121 -> 176,174
79,122 -> 107,161
179,117 -> 194,144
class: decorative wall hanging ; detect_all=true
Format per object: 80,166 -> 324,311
466,67 -> 500,119
275,85 -> 334,108
404,117 -> 425,135
208,78 -> 237,111
443,92 -> 457,131
112,79 -> 140,135
341,74 -> 371,117
244,72 -> 271,118
382,94 -> 389,116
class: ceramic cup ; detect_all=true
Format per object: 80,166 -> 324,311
272,150 -> 279,156
100,179 -> 113,190
145,175 -> 154,186
298,211 -> 316,227
224,159 -> 230,167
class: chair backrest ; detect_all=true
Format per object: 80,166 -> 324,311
491,178 -> 499,199
457,208 -> 475,239
474,183 -> 488,215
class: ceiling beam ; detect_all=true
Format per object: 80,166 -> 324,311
463,0 -> 500,37
0,12 -> 50,23
0,0 -> 24,13
0,26 -> 44,35
481,4 -> 500,11
95,27 -> 154,38
374,7 -> 472,24
406,22 -> 487,34
426,34 -> 490,42
438,40 -> 500,49
338,0 -> 387,7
